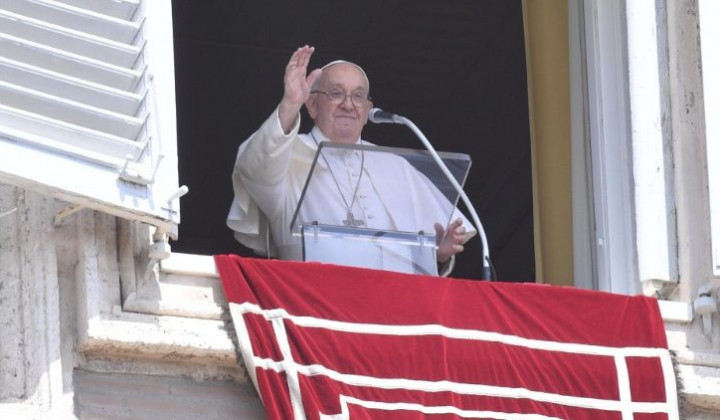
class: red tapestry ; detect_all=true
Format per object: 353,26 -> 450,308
214,255 -> 679,420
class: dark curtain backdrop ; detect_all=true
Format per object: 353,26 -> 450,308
170,0 -> 535,281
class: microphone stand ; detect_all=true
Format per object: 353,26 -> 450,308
377,112 -> 493,281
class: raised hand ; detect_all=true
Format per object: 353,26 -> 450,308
435,218 -> 467,264
278,45 -> 323,133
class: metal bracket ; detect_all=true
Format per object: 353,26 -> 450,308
160,185 -> 189,214
119,153 -> 164,185
694,285 -> 718,337
53,204 -> 85,227
143,226 -> 173,280
418,230 -> 426,253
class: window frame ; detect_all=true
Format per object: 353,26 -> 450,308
699,0 -> 720,277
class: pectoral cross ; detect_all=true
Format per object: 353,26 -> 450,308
343,211 -> 365,227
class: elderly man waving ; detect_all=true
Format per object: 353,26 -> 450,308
227,45 -> 475,275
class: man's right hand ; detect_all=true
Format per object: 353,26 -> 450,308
278,45 -> 323,134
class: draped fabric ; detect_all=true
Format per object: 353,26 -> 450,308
214,255 -> 678,420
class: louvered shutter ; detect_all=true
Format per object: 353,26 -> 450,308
0,0 -> 182,235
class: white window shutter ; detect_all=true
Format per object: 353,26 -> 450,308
699,0 -> 720,276
0,0 -> 183,235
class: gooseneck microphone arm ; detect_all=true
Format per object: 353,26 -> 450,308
368,108 -> 493,281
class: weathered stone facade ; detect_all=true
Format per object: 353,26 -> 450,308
0,185 -> 264,419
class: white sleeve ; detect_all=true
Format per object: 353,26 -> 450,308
226,108 -> 300,253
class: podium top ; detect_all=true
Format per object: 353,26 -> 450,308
290,141 -> 472,238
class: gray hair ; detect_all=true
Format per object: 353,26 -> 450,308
311,60 -> 370,92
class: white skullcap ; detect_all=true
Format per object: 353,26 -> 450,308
316,60 -> 370,90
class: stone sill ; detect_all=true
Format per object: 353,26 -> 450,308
678,363 -> 720,413
80,253 -> 236,371
80,307 -> 236,366
161,252 -> 219,278
122,253 -> 224,320
658,300 -> 694,323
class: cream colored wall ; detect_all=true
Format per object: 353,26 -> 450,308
522,0 -> 574,286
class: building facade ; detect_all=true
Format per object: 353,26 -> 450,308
0,0 -> 718,418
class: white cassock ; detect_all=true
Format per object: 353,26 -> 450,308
226,108 -> 476,274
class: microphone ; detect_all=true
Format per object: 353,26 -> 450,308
368,106 -> 494,280
369,108 -> 402,124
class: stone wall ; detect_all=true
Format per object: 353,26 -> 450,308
0,184 -> 261,418
73,370 -> 264,419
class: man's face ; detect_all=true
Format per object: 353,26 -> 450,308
306,63 -> 373,144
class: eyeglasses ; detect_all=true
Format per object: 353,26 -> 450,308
310,89 -> 371,107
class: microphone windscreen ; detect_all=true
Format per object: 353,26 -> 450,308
369,108 -> 398,124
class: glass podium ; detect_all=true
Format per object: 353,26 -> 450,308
290,142 -> 471,276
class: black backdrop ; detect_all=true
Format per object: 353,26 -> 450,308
170,0 -> 535,281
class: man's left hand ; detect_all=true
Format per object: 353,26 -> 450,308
435,218 -> 466,263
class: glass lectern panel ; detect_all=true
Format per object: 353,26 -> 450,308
291,142 -> 471,276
